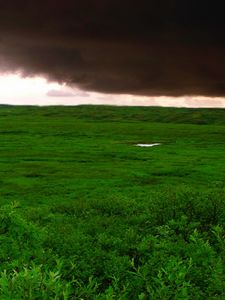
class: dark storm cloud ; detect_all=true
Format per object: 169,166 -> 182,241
0,0 -> 225,97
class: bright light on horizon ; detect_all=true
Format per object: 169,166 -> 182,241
0,73 -> 225,108
0,74 -> 61,99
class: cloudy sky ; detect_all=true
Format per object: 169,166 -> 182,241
0,1 -> 225,107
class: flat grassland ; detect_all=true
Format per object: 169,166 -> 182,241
0,105 -> 224,299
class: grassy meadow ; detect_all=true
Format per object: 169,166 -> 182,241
0,105 -> 224,299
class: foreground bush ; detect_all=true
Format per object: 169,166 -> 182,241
0,188 -> 224,299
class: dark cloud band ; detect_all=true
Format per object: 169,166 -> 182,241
0,1 -> 225,97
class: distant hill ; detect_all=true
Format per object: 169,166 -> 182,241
1,104 -> 225,125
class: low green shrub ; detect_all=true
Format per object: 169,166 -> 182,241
0,189 -> 224,299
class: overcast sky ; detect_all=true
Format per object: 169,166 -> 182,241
1,73 -> 225,108
0,1 -> 225,106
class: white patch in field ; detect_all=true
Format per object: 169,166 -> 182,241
136,143 -> 161,147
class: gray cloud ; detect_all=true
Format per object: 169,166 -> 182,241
47,89 -> 75,97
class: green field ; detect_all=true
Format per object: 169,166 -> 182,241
0,105 -> 224,299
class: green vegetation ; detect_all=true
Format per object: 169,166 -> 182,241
0,105 -> 224,299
